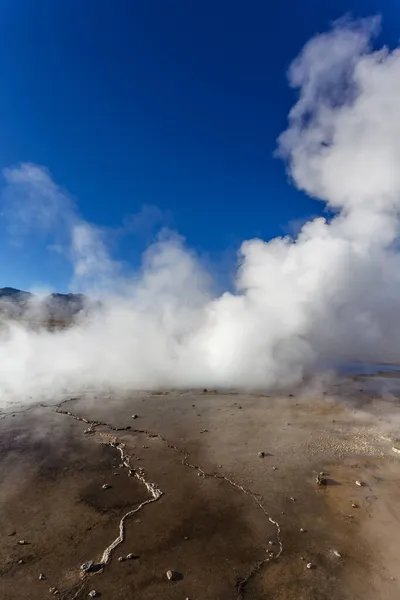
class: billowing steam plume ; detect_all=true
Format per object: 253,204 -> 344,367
1,16 -> 400,405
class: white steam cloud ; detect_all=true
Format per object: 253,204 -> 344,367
1,16 -> 400,405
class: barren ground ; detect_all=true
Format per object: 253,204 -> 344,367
1,376 -> 400,599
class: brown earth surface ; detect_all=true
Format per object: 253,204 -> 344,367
1,379 -> 400,599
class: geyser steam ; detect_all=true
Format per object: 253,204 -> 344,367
2,16 -> 400,405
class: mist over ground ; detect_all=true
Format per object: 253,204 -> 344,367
1,16 -> 400,406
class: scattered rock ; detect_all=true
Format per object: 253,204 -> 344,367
300,528 -> 306,532
39,573 -> 46,580
316,472 -> 327,486
258,451 -> 266,458
49,587 -> 59,595
118,556 -> 125,562
165,569 -> 182,581
289,496 -> 296,501
132,414 -> 138,419
268,540 -> 274,545
18,559 -> 24,565
126,553 -> 138,560
351,502 -> 358,508
306,562 -> 314,569
18,540 -> 27,545
88,592 -> 98,598
102,484 -> 111,490
392,445 -> 400,454
333,549 -> 342,558
203,389 -> 208,393
200,429 -> 208,433
355,480 -> 363,487
8,530 -> 16,536
272,466 -> 277,470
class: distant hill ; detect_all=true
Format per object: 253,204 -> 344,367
43,293 -> 87,319
0,287 -> 33,301
0,287 -> 87,322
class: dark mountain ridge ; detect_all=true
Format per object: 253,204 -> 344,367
0,287 -> 87,321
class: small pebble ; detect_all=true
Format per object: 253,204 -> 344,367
18,540 -> 26,545
118,556 -> 125,562
132,414 -> 138,419
258,451 -> 265,458
355,480 -> 363,487
300,528 -> 306,532
351,502 -> 358,508
333,549 -> 342,558
39,573 -> 46,580
272,466 -> 277,470
88,592 -> 98,598
18,559 -> 24,565
126,553 -> 137,560
49,587 -> 59,595
166,569 -> 174,581
102,484 -> 111,489
289,496 -> 296,501
306,562 -> 314,569
8,530 -> 16,536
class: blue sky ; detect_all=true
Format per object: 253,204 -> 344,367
0,0 -> 398,292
